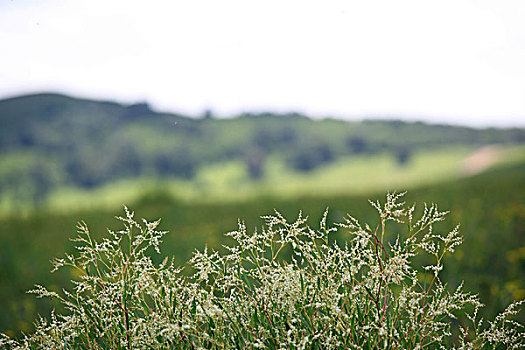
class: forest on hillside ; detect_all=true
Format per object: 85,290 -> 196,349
1,93 -> 524,205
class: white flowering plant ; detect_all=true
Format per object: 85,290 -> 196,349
1,193 -> 523,349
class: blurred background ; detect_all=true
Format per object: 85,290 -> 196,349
0,0 -> 524,337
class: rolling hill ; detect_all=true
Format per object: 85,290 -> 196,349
1,92 -> 524,209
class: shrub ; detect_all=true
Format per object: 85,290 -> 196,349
1,193 -> 523,349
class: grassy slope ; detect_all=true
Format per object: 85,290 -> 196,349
2,93 -> 525,214
1,161 -> 524,337
26,144 -> 525,214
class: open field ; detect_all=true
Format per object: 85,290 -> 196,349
5,143 -> 521,215
1,157 -> 524,337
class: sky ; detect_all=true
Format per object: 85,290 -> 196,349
0,0 -> 524,127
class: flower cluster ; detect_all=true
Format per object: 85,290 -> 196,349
1,194 -> 523,349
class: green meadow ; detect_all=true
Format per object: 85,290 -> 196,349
29,143 -> 525,212
1,146 -> 524,337
1,93 -> 524,341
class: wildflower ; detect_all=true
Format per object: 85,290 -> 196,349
1,193 -> 523,349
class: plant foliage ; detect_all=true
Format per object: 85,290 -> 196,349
1,193 -> 523,349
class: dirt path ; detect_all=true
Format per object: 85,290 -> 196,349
462,145 -> 501,176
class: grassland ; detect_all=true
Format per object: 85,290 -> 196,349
15,143 -> 523,215
1,147 -> 524,337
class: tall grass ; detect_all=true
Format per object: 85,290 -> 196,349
1,193 -> 523,349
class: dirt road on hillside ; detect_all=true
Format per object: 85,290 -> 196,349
462,145 -> 501,176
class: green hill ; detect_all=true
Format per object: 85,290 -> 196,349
1,93 -> 523,208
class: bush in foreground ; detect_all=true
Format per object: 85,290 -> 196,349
1,193 -> 523,349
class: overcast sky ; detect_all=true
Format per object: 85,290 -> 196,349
1,0 -> 524,127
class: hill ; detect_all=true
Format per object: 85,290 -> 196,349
1,93 -> 524,208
